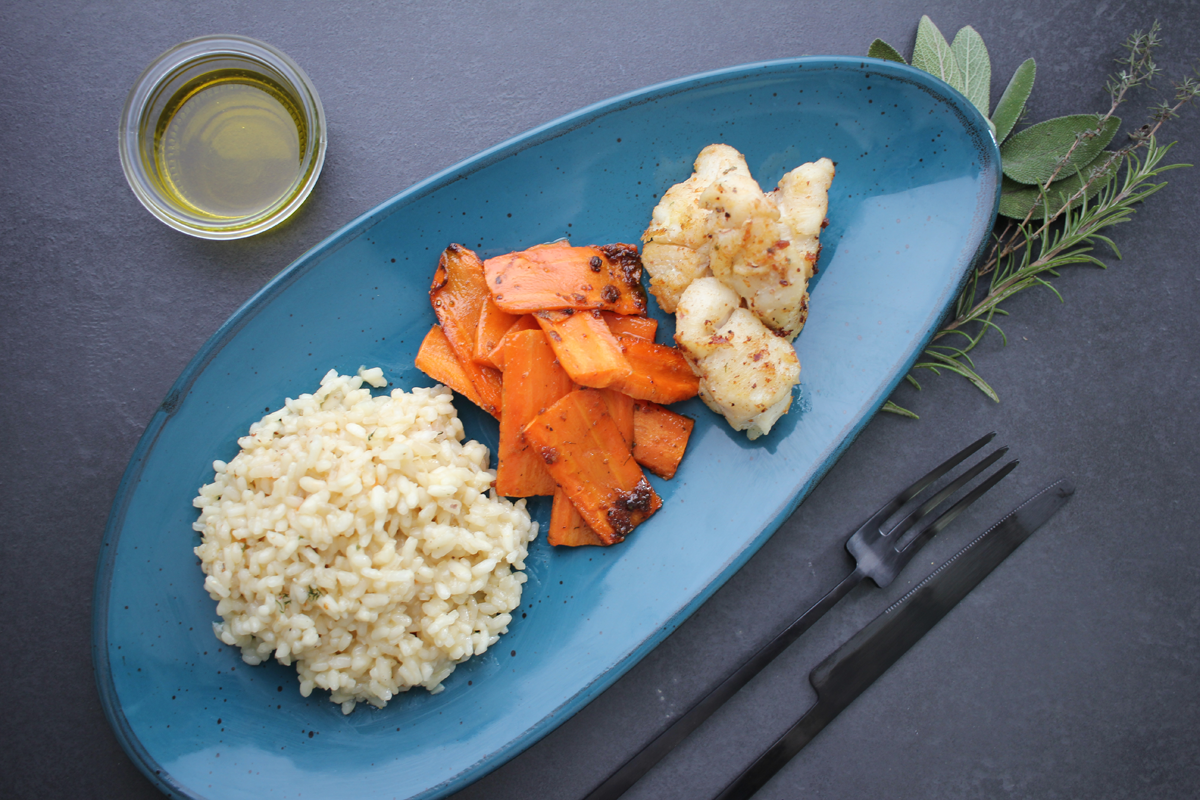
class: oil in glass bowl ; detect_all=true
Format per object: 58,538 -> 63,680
155,68 -> 306,219
120,36 -> 326,239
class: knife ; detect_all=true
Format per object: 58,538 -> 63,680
712,477 -> 1075,800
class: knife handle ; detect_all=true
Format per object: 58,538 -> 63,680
583,568 -> 863,800
711,701 -> 837,800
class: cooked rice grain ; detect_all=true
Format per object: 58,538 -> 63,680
193,367 -> 536,713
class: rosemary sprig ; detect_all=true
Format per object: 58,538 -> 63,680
872,21 -> 1198,417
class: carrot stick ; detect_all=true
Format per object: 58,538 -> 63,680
600,388 -> 635,447
523,390 -> 661,544
548,488 -> 606,547
607,335 -> 700,404
549,386 -> 624,544
414,325 -> 493,416
487,315 -> 540,371
534,310 -> 632,389
495,330 -> 574,497
469,365 -> 503,418
474,296 -> 521,368
429,244 -> 503,416
633,401 -> 695,480
485,243 -> 649,316
602,312 -> 658,341
429,243 -> 489,360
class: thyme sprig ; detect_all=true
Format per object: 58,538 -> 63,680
870,20 -> 1198,417
899,137 -> 1187,409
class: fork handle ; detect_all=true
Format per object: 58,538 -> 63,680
583,567 -> 864,800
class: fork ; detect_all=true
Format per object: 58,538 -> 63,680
583,432 -> 1016,800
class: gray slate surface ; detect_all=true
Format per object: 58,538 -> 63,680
2,1 -> 1198,798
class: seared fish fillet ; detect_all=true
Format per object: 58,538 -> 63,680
644,144 -> 832,439
701,156 -> 834,340
641,144 -> 834,339
639,144 -> 740,312
674,277 -> 801,440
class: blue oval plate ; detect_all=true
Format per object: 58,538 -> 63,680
94,56 -> 999,800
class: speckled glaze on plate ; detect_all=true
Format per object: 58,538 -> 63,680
93,56 -> 999,800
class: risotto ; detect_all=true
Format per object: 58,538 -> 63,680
193,367 -> 536,714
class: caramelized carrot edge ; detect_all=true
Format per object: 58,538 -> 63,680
523,390 -> 661,544
484,243 -> 648,315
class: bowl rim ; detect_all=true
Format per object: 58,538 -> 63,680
117,34 -> 327,240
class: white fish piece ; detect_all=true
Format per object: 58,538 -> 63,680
674,277 -> 800,440
701,157 -> 835,340
641,144 -> 834,340
775,158 -> 836,238
639,144 -> 745,312
643,144 -> 833,438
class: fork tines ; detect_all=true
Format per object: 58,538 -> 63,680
847,432 -> 1018,589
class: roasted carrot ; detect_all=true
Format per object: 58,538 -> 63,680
473,296 -> 521,368
471,366 -> 503,417
523,390 -> 661,544
547,388 -> 630,545
607,335 -> 700,404
414,325 -> 493,416
602,311 -> 658,341
484,243 -> 649,316
527,239 -> 572,252
633,401 -> 695,480
486,315 -> 540,371
534,310 -> 632,389
495,330 -> 574,497
430,243 -> 490,358
601,388 -> 635,447
548,488 -> 606,547
429,244 -> 503,416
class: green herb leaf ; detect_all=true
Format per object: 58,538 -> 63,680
951,26 -> 991,116
991,58 -> 1036,142
998,151 -> 1123,218
868,39 -> 907,64
1000,114 -> 1122,185
911,16 -> 964,92
879,18 -> 1198,415
881,400 -> 919,418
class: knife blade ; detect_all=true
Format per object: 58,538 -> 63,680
713,477 -> 1075,800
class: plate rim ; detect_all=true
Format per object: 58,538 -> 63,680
91,54 -> 1001,800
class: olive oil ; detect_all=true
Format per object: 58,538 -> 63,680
153,68 -> 307,219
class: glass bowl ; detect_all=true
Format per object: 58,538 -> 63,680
118,35 -> 326,240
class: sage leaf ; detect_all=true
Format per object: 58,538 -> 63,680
998,176 -> 1040,219
1000,114 -> 1122,185
951,26 -> 990,116
868,39 -> 907,64
998,150 -> 1122,219
991,58 -> 1036,143
911,16 -> 964,92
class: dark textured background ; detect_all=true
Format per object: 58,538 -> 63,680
3,1 -> 1198,798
